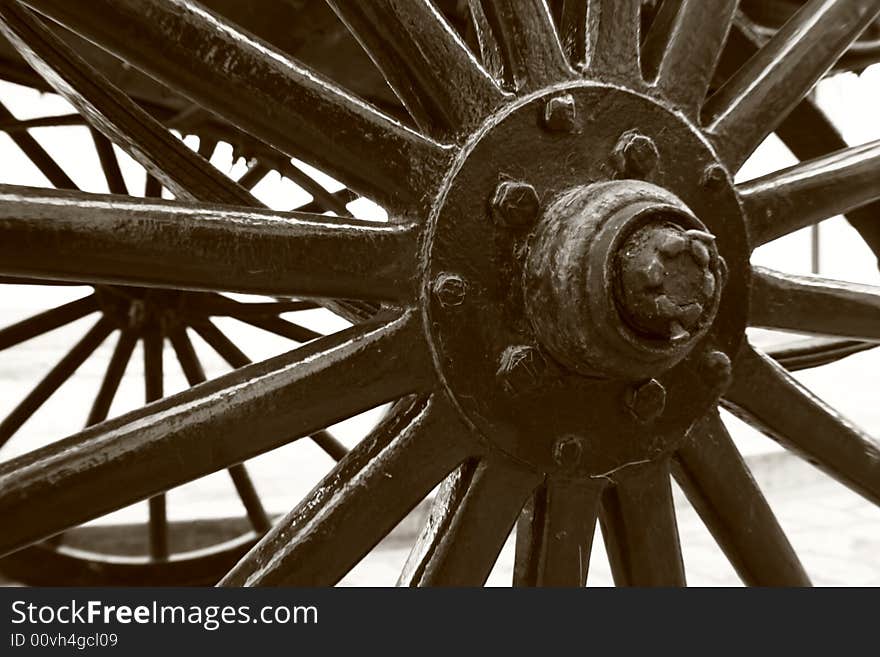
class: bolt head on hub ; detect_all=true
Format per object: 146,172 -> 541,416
543,94 -> 577,132
701,350 -> 733,392
553,435 -> 584,468
491,181 -> 540,228
613,130 -> 659,178
627,379 -> 666,423
701,164 -> 727,188
433,273 -> 468,307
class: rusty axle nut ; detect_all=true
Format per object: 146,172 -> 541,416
616,223 -> 722,343
627,379 -> 666,423
491,180 -> 540,228
613,130 -> 659,178
433,273 -> 468,307
543,94 -> 577,132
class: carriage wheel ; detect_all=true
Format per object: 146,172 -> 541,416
0,0 -> 879,586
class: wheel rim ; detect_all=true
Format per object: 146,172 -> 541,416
0,0 -> 878,586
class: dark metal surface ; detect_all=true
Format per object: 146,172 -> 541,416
0,185 -> 417,300
0,0 -> 878,587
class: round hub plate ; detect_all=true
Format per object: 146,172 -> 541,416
422,82 -> 749,475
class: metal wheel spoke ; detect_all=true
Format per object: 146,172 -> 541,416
90,128 -> 128,195
513,476 -> 602,587
187,319 -> 250,369
704,0 -> 880,169
168,324 -> 272,534
293,189 -> 358,215
599,460 -> 686,587
723,346 -> 880,506
775,99 -> 880,260
308,431 -> 350,463
234,316 -> 321,344
0,185 -> 419,302
399,457 -> 540,587
86,328 -> 137,427
227,465 -> 272,535
143,323 -> 169,561
148,496 -> 168,561
189,318 -> 349,463
0,3 -> 258,206
327,0 -> 505,138
0,293 -> 98,352
143,325 -> 164,404
740,139 -> 880,248
235,161 -> 270,192
0,317 -> 114,449
143,173 -> 162,198
274,161 -> 353,217
673,411 -> 811,586
474,0 -> 574,90
186,296 -> 317,319
0,112 -> 85,131
196,136 -> 217,162
0,311 -> 433,555
466,0 -> 504,80
750,267 -> 880,341
556,0 -> 588,66
584,0 -> 643,82
641,0 -> 737,117
767,337 -> 876,372
21,0 -> 450,209
0,100 -> 76,189
723,21 -> 880,259
220,395 -> 473,586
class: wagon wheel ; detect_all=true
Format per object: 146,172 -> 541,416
0,37 -> 367,585
0,0 -> 879,587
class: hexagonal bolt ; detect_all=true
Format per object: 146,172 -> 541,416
543,94 -> 577,132
491,180 -> 541,228
553,435 -> 584,469
433,272 -> 468,307
626,379 -> 666,423
613,130 -> 659,178
497,345 -> 545,395
701,350 -> 732,392
701,164 -> 727,189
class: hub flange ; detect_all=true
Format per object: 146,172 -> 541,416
422,82 -> 749,475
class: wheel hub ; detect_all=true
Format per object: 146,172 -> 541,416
96,287 -> 184,330
423,82 -> 750,475
524,180 -> 726,379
